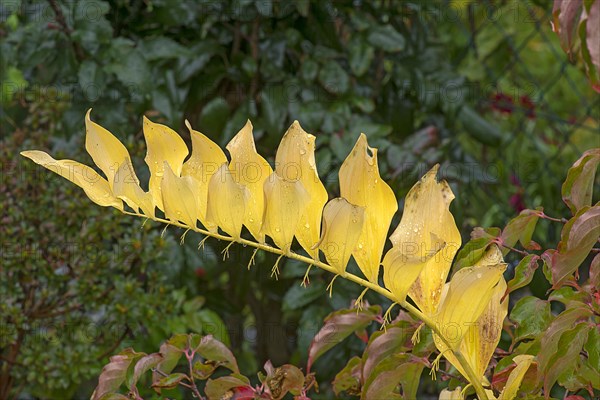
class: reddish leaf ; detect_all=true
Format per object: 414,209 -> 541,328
589,251 -> 600,288
500,209 -> 541,253
361,354 -> 425,400
91,348 -> 144,400
151,372 -> 187,390
361,321 -> 415,381
264,364 -> 305,400
561,148 -> 600,214
586,0 -> 600,72
543,205 -> 600,288
306,305 -> 380,373
153,334 -> 188,384
192,334 -> 239,373
128,353 -> 162,390
205,374 -> 252,400
552,0 -> 583,52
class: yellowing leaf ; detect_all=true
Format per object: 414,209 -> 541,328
161,162 -> 200,229
143,116 -> 189,211
498,355 -> 534,400
20,150 -> 122,209
383,237 -> 445,303
439,387 -> 463,400
85,109 -> 135,190
262,172 -> 310,253
318,198 -> 365,274
275,121 -> 328,258
206,163 -> 249,240
181,120 -> 228,228
434,263 -> 506,352
390,165 -> 461,315
113,160 -> 154,217
439,246 -> 508,383
339,133 -> 397,282
226,120 -> 273,242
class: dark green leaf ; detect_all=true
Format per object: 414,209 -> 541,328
510,297 -> 552,343
198,97 -> 230,136
367,25 -> 405,52
333,356 -> 362,396
282,281 -> 325,312
458,105 -> 503,146
349,37 -> 374,76
151,372 -> 187,390
501,209 -> 541,252
318,61 -> 349,94
507,255 -> 540,294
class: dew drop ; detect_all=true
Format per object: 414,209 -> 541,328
304,223 -> 310,229
476,273 -> 482,279
300,149 -> 306,155
275,228 -> 281,232
358,243 -> 363,249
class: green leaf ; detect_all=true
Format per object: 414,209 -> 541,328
128,353 -> 162,390
141,36 -> 191,61
300,59 -> 319,81
543,205 -> 600,288
260,84 -> 288,134
584,326 -> 600,376
510,297 -> 553,343
507,255 -> 540,294
318,60 -> 350,94
282,281 -> 325,312
361,354 -> 424,400
362,321 -> 415,381
349,37 -> 374,76
561,148 -> 600,214
333,356 -> 362,396
367,25 -> 405,52
306,305 -> 380,372
458,105 -> 503,146
500,209 -> 541,252
151,372 -> 187,390
198,97 -> 230,136
541,323 -> 590,395
78,60 -> 105,97
105,49 -> 152,94
452,236 -> 494,274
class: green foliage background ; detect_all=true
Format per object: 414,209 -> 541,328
0,0 -> 598,398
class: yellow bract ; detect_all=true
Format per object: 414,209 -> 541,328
226,121 -> 272,242
318,198 -> 365,274
206,164 -> 249,240
262,173 -> 310,253
275,122 -> 328,259
389,165 -> 461,315
339,133 -> 397,282
143,116 -> 189,211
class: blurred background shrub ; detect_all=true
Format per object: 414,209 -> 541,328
1,0 -> 598,398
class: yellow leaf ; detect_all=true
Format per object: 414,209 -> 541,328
382,236 -> 445,303
226,120 -> 273,242
143,116 -> 189,211
181,120 -> 228,228
206,163 -> 249,240
275,121 -> 328,258
262,172 -> 310,253
498,355 -> 534,400
161,162 -> 201,229
113,160 -> 155,217
434,263 -> 506,352
20,150 -> 122,209
439,387 -> 463,400
339,133 -> 397,282
84,109 -> 135,190
436,246 -> 507,383
318,198 -> 365,274
390,165 -> 461,315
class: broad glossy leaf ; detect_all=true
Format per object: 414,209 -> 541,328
307,305 -> 380,372
143,116 -> 189,210
509,297 -> 553,343
113,161 -> 154,217
262,172 -> 310,253
181,120 -> 228,228
275,121 -> 328,258
498,355 -> 535,400
161,162 -> 200,229
319,198 -> 365,274
390,165 -> 461,314
339,133 -> 398,282
205,374 -> 251,400
226,120 -> 272,242
129,353 -> 162,390
192,334 -> 239,373
362,321 -> 415,381
361,354 -> 424,400
20,150 -> 123,209
206,164 -> 249,239
500,209 -> 541,253
84,109 -> 135,190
